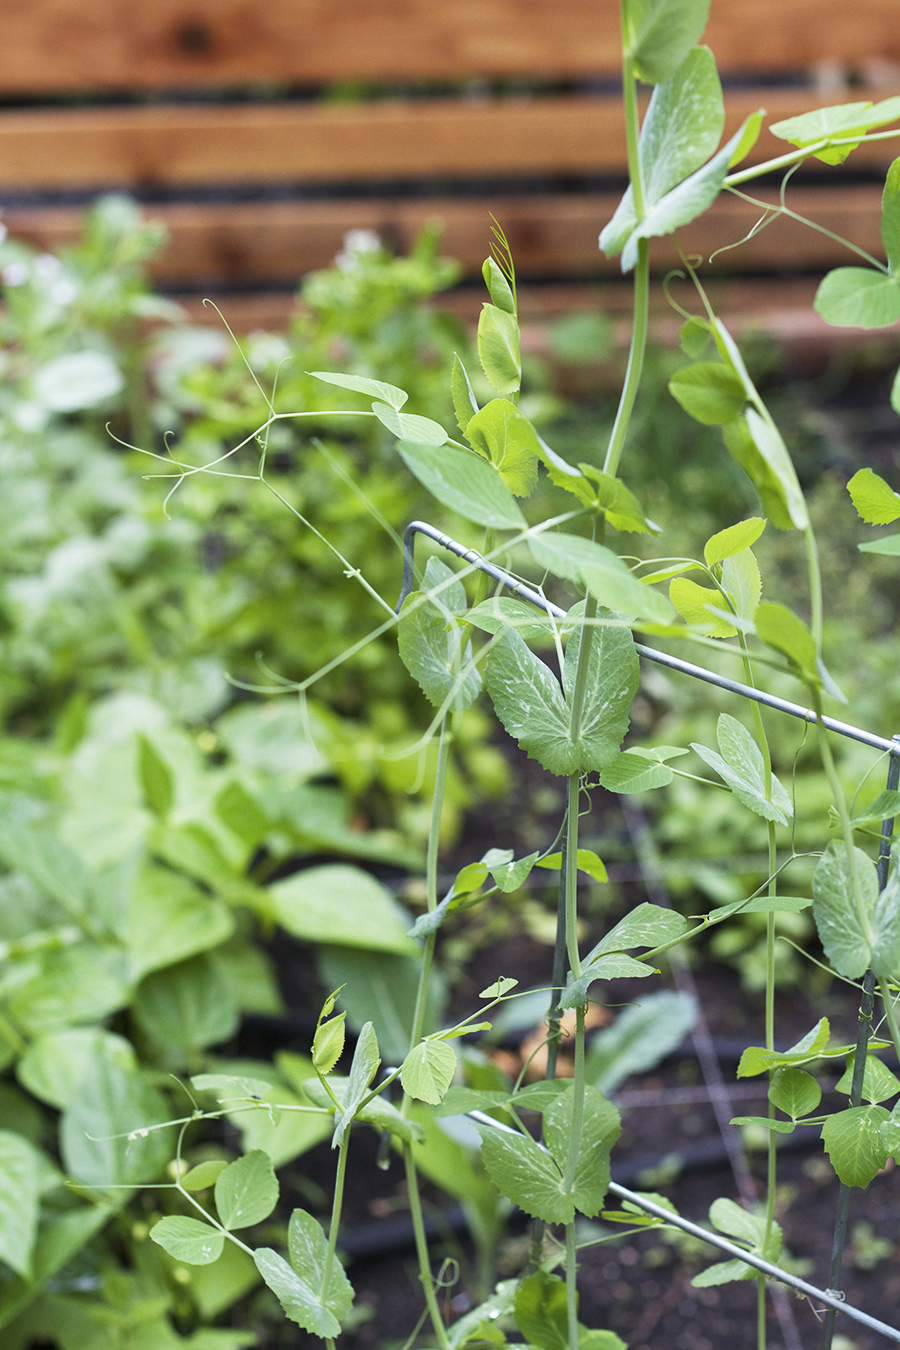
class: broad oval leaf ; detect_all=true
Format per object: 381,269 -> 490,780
669,361 -> 746,425
398,590 -> 481,712
397,441 -> 526,530
623,0 -> 711,84
768,1067 -> 822,1119
466,399 -> 540,497
814,268 -> 900,329
847,468 -> 900,525
812,841 -> 878,979
400,1038 -> 457,1105
704,517 -> 766,566
822,1105 -> 891,1187
691,713 -> 792,825
669,576 -> 737,637
371,401 -> 448,445
215,1150 -> 279,1230
477,304 -> 521,396
150,1216 -> 225,1265
0,1131 -> 41,1277
308,370 -> 408,410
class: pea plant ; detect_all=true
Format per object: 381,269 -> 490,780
125,1 -> 900,1347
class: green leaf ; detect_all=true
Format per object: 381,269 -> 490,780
371,401 -> 448,446
681,315 -> 711,357
181,1159 -> 230,1191
401,1039 -> 457,1105
669,576 -> 737,637
561,953 -> 657,1008
585,990 -> 698,1094
705,517 -> 766,566
60,1058 -> 172,1186
0,1131 -> 40,1277
812,841 -> 878,979
768,1067 -> 822,1119
333,1022 -> 381,1148
730,1115 -> 796,1135
466,399 -> 540,497
312,1014 -> 346,1075
476,1123 -> 572,1224
601,45 -> 723,256
134,952 -> 239,1055
597,749 -> 674,793
215,1150 -> 279,1230
255,1207 -> 354,1336
192,1074 -> 276,1102
669,361 -> 746,425
487,849 -> 541,893
848,789 -> 900,827
515,1269 -> 569,1350
136,734 -> 174,817
815,268 -> 900,328
308,370 -> 408,409
318,947 -> 446,1065
692,1199 -> 782,1287
755,602 -> 819,684
127,865 -> 235,979
822,1105 -> 891,1187
398,591 -> 481,712
882,156 -> 900,272
738,1017 -> 831,1077
572,466 -> 658,534
531,531 -> 674,623
691,713 -> 792,825
847,468 -> 900,525
769,96 -> 900,164
836,1053 -> 900,1105
623,0 -> 711,84
544,1084 -> 621,1216
860,533 -> 900,555
215,780 -> 271,848
397,441 -> 526,531
0,797 -> 91,925
534,848 -> 609,883
150,1216 -> 225,1265
17,1027 -> 135,1110
873,858 -> 900,979
271,864 -> 417,955
587,902 -> 688,961
479,976 -> 519,999
483,256 -> 516,313
466,596 -> 557,642
721,548 -> 762,623
477,304 -> 521,396
620,120 -> 754,272
451,353 -> 480,433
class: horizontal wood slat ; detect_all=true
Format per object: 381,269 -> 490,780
0,0 -> 898,92
3,186 -> 885,285
0,89 -> 897,193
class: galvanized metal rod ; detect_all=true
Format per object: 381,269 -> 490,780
399,522 -> 900,757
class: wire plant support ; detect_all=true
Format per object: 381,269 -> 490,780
397,518 -> 900,1346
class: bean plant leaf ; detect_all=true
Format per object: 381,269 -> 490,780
704,517 -> 766,566
586,903 -> 687,962
181,1159 -> 230,1191
691,713 -> 792,825
136,734 -> 174,817
720,549 -> 762,623
371,401 -> 449,446
61,1058 -> 172,1187
847,468 -> 900,525
483,256 -> 516,313
622,0 -> 711,84
597,750 -> 674,792
312,1014 -> 346,1075
398,591 -> 481,712
544,1084 -> 621,1216
465,399 -> 540,497
528,530 -> 673,622
822,1105 -> 891,1187
271,864 -> 417,955
535,848 -> 609,883
738,1017 -> 831,1077
308,371 -> 408,410
768,1067 -> 822,1119
669,576 -> 737,637
692,1198 -> 782,1287
754,603 -> 819,684
847,789 -> 900,827
254,1208 -> 354,1336
333,1021 -> 381,1148
150,1216 -> 225,1266
0,1130 -> 41,1277
215,1150 -> 279,1230
401,1039 -> 456,1105
466,596 -> 557,642
814,268 -> 900,328
601,45 -> 723,256
477,304 -> 521,396
835,1053 -> 900,1105
882,155 -> 900,271
859,533 -> 900,555
769,96 -> 900,165
811,841 -> 880,978
451,353 -> 479,433
668,361 -> 746,425
397,441 -> 526,530
620,121 -> 756,272
476,1123 -> 573,1224
514,1270 -> 570,1350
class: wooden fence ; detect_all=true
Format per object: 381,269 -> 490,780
1,0 -> 898,325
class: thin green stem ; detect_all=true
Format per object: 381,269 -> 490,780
321,1137 -> 349,1300
621,52 -> 646,220
564,774 -> 583,980
404,1141 -> 452,1350
878,978 -> 900,1066
603,238 -> 650,478
563,1006 -> 587,1193
565,1222 -> 579,1350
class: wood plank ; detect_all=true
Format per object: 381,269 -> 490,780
0,0 -> 898,92
3,186 -> 887,286
0,88 -> 897,192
